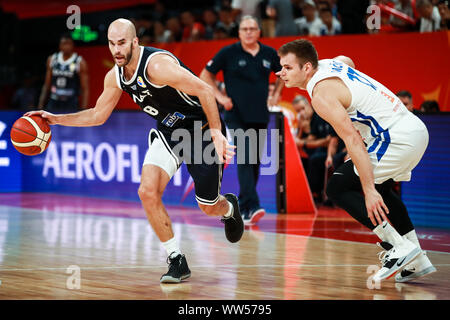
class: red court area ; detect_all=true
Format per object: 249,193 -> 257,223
2,193 -> 449,254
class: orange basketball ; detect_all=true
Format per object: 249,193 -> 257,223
10,115 -> 52,156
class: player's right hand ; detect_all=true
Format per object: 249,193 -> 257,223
24,110 -> 58,125
365,188 -> 389,226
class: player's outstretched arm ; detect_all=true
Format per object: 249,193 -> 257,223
311,80 -> 389,226
25,68 -> 122,127
147,54 -> 235,162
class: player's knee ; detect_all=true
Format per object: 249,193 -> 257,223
138,184 -> 162,205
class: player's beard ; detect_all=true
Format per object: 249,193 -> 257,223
115,42 -> 133,67
123,42 -> 133,66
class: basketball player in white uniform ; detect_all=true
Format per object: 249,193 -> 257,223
277,39 -> 436,283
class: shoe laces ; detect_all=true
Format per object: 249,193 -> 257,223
166,253 -> 182,266
377,244 -> 395,266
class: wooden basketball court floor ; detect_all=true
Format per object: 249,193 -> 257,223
0,193 -> 449,300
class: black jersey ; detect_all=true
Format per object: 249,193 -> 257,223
115,46 -> 207,130
49,52 -> 82,101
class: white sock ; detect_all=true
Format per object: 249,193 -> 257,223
162,237 -> 181,258
223,201 -> 233,218
372,221 -> 405,247
403,230 -> 422,250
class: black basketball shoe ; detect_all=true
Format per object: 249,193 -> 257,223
160,253 -> 191,283
221,193 -> 244,243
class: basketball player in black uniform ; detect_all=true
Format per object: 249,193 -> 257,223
38,33 -> 89,113
26,19 -> 244,283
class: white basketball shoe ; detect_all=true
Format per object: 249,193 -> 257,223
395,251 -> 436,283
373,239 -> 421,282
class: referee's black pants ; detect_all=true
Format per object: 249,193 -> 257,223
226,118 -> 268,214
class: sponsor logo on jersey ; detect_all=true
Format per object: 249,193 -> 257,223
137,76 -> 146,88
238,59 -> 247,67
162,112 -> 185,127
262,59 -> 271,69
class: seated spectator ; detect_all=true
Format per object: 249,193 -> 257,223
391,0 -> 416,31
309,6 -> 342,36
153,20 -> 169,43
181,11 -> 205,42
217,7 -> 239,37
213,25 -> 230,39
294,97 -> 333,203
396,90 -> 419,113
266,0 -> 298,36
294,0 -> 321,35
292,95 -> 314,170
203,9 -> 219,40
164,17 -> 183,42
420,100 -> 440,113
438,0 -> 450,30
416,0 -> 442,32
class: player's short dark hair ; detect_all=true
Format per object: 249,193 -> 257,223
278,39 -> 318,69
396,90 -> 412,99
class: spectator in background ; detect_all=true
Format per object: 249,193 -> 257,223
164,17 -> 183,42
231,0 -> 262,21
337,0 -> 369,34
203,9 -> 219,40
293,95 -> 315,172
38,33 -> 89,113
259,0 -> 276,37
297,108 -> 333,204
391,0 -> 416,31
213,25 -> 230,39
181,11 -> 205,42
217,7 -> 239,38
200,15 -> 285,225
266,0 -> 299,36
310,6 -> 342,36
294,0 -> 321,35
438,0 -> 450,29
420,100 -> 440,113
396,90 -> 417,113
154,20 -> 169,43
416,0 -> 441,32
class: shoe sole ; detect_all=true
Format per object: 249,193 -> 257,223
374,247 -> 422,282
395,266 -> 437,283
160,273 -> 191,284
249,209 -> 265,224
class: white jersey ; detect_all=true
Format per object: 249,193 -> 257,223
306,59 -> 428,183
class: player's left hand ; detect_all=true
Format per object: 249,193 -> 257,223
365,189 -> 389,226
210,129 -> 236,163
